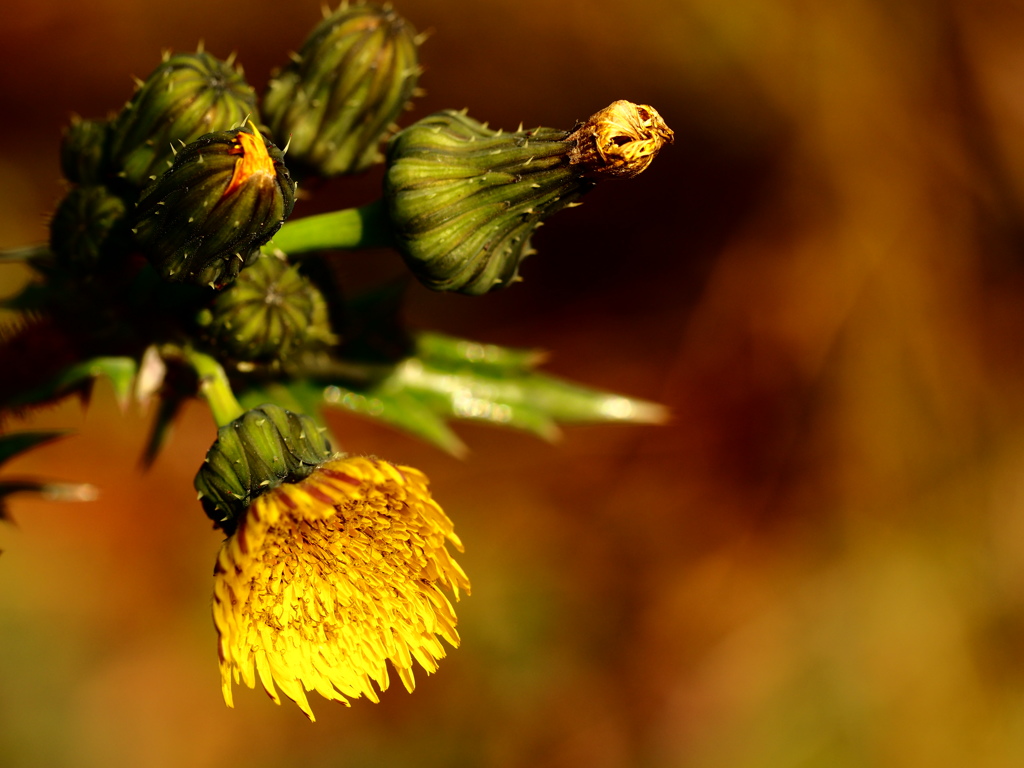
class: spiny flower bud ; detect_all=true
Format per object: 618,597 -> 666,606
383,112 -> 587,295
107,51 -> 258,189
49,185 -> 131,273
384,102 -> 672,295
263,3 -> 420,177
60,117 -> 110,185
132,124 -> 296,288
194,404 -> 332,533
201,253 -> 337,363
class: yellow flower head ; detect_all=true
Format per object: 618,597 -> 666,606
212,454 -> 470,721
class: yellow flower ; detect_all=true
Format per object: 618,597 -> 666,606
212,454 -> 470,720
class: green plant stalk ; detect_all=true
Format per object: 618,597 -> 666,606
184,348 -> 244,427
270,199 -> 394,254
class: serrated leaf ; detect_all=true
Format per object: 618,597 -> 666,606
0,431 -> 69,467
0,478 -> 98,521
0,431 -> 97,521
414,331 -> 545,371
324,385 -> 467,457
141,392 -> 184,468
392,336 -> 668,428
297,330 -> 666,454
0,282 -> 56,312
490,371 -> 669,425
6,356 -> 138,412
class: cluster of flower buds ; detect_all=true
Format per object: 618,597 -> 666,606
48,4 -> 424,298
50,118 -> 126,273
48,49 -> 271,280
16,1 -> 677,722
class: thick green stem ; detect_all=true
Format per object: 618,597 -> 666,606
184,348 -> 244,427
270,199 -> 394,254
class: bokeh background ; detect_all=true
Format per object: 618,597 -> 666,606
4,0 -> 1024,765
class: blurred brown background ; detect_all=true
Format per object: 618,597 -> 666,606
4,0 -> 1024,766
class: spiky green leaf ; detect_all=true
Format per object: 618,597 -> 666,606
6,356 -> 138,411
0,431 -> 69,467
257,331 -> 666,456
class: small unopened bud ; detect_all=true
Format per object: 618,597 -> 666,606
133,124 -> 296,288
567,101 -> 674,180
107,51 -> 258,190
194,404 -> 333,532
60,117 -> 110,185
201,254 -> 337,364
49,185 -> 131,273
263,3 -> 421,177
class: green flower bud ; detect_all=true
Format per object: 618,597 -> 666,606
201,254 -> 337,364
60,117 -> 110,185
132,125 -> 296,288
107,51 -> 258,189
49,185 -> 131,273
194,404 -> 333,533
263,3 -> 420,177
384,102 -> 673,295
383,110 -> 593,295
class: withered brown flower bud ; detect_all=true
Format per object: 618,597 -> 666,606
567,100 -> 674,180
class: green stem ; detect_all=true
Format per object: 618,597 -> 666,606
270,199 -> 394,254
183,348 -> 244,427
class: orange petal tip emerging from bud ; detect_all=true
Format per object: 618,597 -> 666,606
568,100 -> 674,180
224,123 -> 277,197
